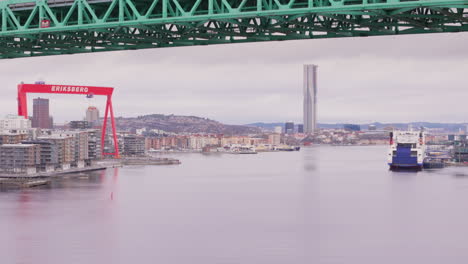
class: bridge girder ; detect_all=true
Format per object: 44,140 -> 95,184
0,0 -> 467,59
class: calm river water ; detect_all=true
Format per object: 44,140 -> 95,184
2,146 -> 468,264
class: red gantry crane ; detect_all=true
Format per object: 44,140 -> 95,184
17,82 -> 120,158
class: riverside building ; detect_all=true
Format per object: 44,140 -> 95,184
122,135 -> 146,156
0,144 -> 41,174
22,141 -> 58,172
37,135 -> 74,170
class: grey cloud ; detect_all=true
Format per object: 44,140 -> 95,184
0,32 -> 467,125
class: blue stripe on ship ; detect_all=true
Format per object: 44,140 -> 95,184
389,145 -> 421,169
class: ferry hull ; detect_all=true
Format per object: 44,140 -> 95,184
389,163 -> 423,171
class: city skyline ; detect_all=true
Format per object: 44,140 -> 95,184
0,33 -> 467,124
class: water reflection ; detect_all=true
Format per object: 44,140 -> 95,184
1,147 -> 468,263
303,146 -> 317,172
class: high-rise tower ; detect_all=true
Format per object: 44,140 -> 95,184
303,64 -> 317,134
86,106 -> 100,127
31,97 -> 53,129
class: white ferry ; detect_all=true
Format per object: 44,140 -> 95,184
229,144 -> 257,154
388,131 -> 425,171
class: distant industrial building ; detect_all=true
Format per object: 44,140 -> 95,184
297,124 -> 304,133
303,64 -> 318,134
368,125 -> 377,131
70,120 -> 91,129
0,115 -> 37,141
274,126 -> 282,134
268,134 -> 281,145
86,106 -> 100,127
285,122 -> 295,134
31,98 -> 53,129
344,124 -> 361,131
0,114 -> 31,130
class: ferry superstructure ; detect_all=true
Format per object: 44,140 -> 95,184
388,131 -> 425,170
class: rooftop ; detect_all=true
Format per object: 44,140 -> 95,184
0,144 -> 36,147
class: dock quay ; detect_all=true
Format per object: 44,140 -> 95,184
0,158 -> 179,179
0,165 -> 109,179
0,177 -> 50,188
0,157 -> 180,189
121,157 -> 181,166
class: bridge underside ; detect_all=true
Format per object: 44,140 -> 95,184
0,0 -> 467,59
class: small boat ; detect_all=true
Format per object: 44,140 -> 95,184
275,145 -> 295,151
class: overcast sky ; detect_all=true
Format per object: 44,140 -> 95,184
0,32 -> 467,125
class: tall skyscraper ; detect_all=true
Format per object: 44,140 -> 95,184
86,106 -> 100,127
32,97 -> 53,129
303,64 -> 318,134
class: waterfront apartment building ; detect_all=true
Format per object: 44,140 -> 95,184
32,98 -> 53,129
0,133 -> 28,145
0,144 -> 41,174
122,135 -> 146,156
87,129 -> 102,161
220,136 -> 254,146
70,131 -> 89,163
145,136 -> 180,150
53,131 -> 90,167
188,135 -> 220,150
37,135 -> 74,170
303,64 -> 318,134
22,141 -> 58,172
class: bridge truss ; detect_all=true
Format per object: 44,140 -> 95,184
0,0 -> 467,59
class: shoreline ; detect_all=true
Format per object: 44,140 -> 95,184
0,165 -> 109,179
0,157 -> 181,180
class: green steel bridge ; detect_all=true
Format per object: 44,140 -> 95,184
0,0 -> 467,59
